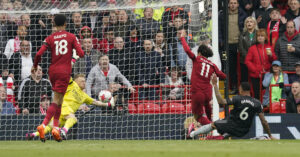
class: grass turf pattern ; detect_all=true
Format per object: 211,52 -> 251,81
0,140 -> 299,157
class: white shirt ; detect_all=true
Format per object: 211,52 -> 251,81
4,39 -> 32,59
21,55 -> 33,80
294,16 -> 300,32
89,15 -> 97,31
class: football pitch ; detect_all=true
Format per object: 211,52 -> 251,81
0,140 -> 299,157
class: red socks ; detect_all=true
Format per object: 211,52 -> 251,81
42,103 -> 58,126
205,105 -> 212,121
53,105 -> 61,127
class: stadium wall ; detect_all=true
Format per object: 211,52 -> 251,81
1,114 -> 299,140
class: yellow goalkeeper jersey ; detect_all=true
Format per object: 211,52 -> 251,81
61,80 -> 94,115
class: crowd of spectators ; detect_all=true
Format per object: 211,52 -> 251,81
0,0 -> 299,115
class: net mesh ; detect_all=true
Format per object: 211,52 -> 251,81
0,0 -> 215,140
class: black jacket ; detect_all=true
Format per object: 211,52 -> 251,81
253,6 -> 273,29
9,52 -> 34,86
284,8 -> 300,21
275,34 -> 300,71
286,93 -> 298,113
108,48 -> 136,85
17,76 -> 52,114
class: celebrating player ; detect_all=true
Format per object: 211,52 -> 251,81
188,74 -> 276,140
26,74 -> 115,141
33,14 -> 85,142
180,30 -> 226,125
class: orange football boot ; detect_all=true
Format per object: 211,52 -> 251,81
52,128 -> 62,142
37,125 -> 45,142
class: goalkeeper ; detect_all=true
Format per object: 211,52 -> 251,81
26,74 -> 115,141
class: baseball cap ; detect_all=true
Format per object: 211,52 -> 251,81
295,61 -> 300,66
272,60 -> 281,66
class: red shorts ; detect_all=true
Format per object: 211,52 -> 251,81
191,91 -> 212,116
49,72 -> 70,94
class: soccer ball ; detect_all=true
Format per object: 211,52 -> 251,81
98,90 -> 112,103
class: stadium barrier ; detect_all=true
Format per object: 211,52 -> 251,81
128,84 -> 191,114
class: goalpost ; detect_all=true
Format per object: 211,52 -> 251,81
0,0 -> 220,140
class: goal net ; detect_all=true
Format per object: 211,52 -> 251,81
0,0 -> 219,140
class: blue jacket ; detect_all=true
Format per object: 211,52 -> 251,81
1,101 -> 15,115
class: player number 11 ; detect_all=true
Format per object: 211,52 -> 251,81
54,39 -> 68,55
200,63 -> 210,78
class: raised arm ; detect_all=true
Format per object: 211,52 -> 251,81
73,36 -> 85,58
212,73 -> 227,105
83,91 -> 115,108
91,98 -> 115,108
213,64 -> 226,79
34,44 -> 47,68
180,33 -> 196,60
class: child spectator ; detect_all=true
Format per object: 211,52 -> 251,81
266,8 -> 287,49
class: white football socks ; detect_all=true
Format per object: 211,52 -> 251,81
190,123 -> 213,138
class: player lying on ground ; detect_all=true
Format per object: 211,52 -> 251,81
188,74 -> 276,140
26,74 -> 115,141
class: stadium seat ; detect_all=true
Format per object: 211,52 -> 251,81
161,103 -> 185,114
185,103 -> 192,114
270,99 -> 286,113
128,104 -> 137,114
137,103 -> 161,114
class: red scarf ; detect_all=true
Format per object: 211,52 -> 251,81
13,36 -> 20,53
267,20 -> 280,48
40,106 -> 46,115
171,10 -> 180,22
285,30 -> 298,42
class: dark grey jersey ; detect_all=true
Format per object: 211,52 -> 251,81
228,95 -> 263,128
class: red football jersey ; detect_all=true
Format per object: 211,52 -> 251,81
34,30 -> 85,74
180,37 -> 226,93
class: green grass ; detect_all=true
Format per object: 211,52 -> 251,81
0,140 -> 300,157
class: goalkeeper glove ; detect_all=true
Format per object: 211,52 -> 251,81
107,97 -> 115,108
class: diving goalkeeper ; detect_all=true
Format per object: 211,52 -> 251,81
26,74 -> 115,141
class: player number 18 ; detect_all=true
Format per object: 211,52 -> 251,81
54,39 -> 68,55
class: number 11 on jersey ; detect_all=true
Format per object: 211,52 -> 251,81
200,63 -> 210,78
